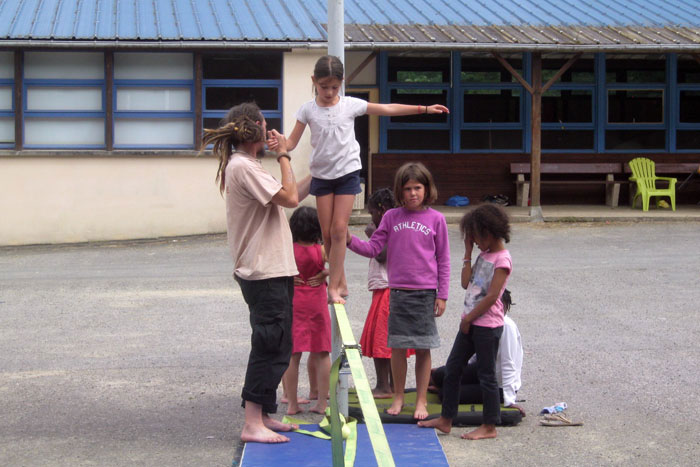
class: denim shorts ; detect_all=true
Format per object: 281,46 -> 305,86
310,170 -> 362,196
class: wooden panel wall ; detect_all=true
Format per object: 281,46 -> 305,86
371,153 -> 700,205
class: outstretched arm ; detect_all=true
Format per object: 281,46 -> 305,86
365,102 -> 449,116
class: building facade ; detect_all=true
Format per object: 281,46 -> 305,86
1,1 -> 699,244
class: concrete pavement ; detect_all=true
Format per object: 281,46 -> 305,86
1,219 -> 700,466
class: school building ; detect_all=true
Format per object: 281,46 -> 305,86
1,0 -> 699,245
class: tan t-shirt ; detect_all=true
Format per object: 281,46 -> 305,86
225,153 -> 298,280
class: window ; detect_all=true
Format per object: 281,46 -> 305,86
23,52 -> 105,148
0,52 -> 14,147
383,53 -> 450,151
458,53 -> 525,152
604,55 -> 666,151
541,56 -> 595,151
202,52 -> 282,134
676,56 -> 700,150
114,53 -> 194,148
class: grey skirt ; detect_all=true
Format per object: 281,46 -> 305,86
387,289 -> 440,349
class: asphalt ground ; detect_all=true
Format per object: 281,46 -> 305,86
1,221 -> 699,466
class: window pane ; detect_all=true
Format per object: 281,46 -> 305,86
461,56 -> 522,83
25,118 -> 104,145
115,119 -> 193,146
387,129 -> 449,150
0,117 -> 14,143
679,91 -> 700,123
388,54 -> 450,83
0,51 -> 13,79
677,130 -> 700,149
605,130 -> 665,150
605,56 -> 665,83
114,53 -> 193,80
203,53 -> 282,80
27,87 -> 103,111
388,88 -> 448,123
463,90 -> 520,123
25,52 -> 103,79
461,130 -> 522,150
542,90 -> 592,122
0,86 -> 12,110
678,56 -> 700,84
205,87 -> 278,111
542,58 -> 595,83
608,90 -> 663,123
117,88 -> 191,111
542,130 -> 594,150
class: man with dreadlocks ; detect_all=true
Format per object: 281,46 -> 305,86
203,102 -> 310,444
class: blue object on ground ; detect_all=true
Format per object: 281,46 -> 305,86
240,422 -> 449,466
445,195 -> 470,207
540,402 -> 568,414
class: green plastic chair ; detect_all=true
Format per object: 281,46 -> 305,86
628,157 -> 677,211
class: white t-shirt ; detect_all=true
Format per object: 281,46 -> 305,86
295,95 -> 367,180
224,153 -> 298,281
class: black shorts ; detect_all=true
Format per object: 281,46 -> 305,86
310,170 -> 362,196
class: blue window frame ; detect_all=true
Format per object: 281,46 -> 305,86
456,52 -> 527,153
113,79 -> 195,149
601,53 -> 668,152
202,53 -> 283,136
380,52 -> 451,152
0,78 -> 13,148
23,79 -> 106,149
675,54 -> 700,151
541,56 -> 596,153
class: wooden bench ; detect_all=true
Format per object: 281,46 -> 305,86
511,163 -> 623,207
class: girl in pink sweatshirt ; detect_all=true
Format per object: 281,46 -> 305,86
347,162 -> 450,420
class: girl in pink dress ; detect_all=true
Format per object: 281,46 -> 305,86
282,206 -> 331,415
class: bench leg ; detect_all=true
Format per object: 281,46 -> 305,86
516,175 -> 529,207
605,175 -> 620,208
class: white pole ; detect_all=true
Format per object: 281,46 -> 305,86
328,0 -> 349,417
327,0 -> 345,95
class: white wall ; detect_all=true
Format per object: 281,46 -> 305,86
0,157 -> 226,245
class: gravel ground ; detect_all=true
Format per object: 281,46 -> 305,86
1,221 -> 699,466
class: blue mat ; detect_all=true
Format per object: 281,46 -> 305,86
241,423 -> 449,466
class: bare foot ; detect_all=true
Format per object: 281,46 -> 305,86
297,397 -> 311,405
310,403 -> 327,414
417,416 -> 452,434
385,398 -> 404,416
340,288 -> 349,298
240,424 -> 290,444
286,404 -> 302,415
328,288 -> 346,304
262,414 -> 298,432
372,389 -> 393,399
461,424 -> 497,440
413,402 -> 429,420
307,392 -> 318,401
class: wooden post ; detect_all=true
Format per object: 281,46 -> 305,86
13,50 -> 22,151
105,51 -> 114,151
530,52 -> 542,217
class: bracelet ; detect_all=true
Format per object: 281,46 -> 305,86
276,153 -> 291,162
462,258 -> 471,265
425,105 -> 428,114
